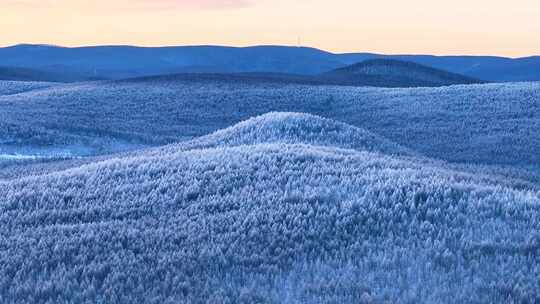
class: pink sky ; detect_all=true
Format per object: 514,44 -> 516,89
1,0 -> 539,57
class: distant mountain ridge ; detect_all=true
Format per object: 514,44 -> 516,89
0,44 -> 538,82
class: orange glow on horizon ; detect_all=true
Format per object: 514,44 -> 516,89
1,0 -> 539,57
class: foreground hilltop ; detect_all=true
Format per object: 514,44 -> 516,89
321,59 -> 484,87
1,112 -> 539,303
2,113 -> 535,192
158,112 -> 415,156
0,112 -> 415,179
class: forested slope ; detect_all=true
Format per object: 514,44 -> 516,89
321,59 -> 483,87
1,80 -> 538,171
1,113 -> 539,303
0,81 -> 59,96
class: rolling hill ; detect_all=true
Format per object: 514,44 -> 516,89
119,61 -> 481,88
0,66 -> 98,83
0,80 -> 59,96
320,59 -> 483,87
1,112 -> 539,303
1,79 -> 538,176
0,66 -> 55,82
0,44 -> 538,82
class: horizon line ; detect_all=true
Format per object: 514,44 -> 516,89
2,43 -> 538,59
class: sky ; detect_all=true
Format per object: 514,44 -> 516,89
1,0 -> 539,57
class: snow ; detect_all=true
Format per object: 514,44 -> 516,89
154,112 -> 415,157
0,74 -> 539,303
0,154 -> 43,160
0,79 -> 538,170
1,112 -> 539,303
0,80 -> 59,96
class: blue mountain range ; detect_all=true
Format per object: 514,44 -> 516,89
0,44 -> 538,82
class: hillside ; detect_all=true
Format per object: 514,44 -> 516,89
0,80 -> 59,96
0,66 -> 53,82
0,112 -> 414,180
0,44 -> 538,82
2,113 -> 537,191
321,59 -> 483,87
177,112 -> 414,155
122,70 -> 480,88
1,79 -> 538,175
0,66 -> 96,83
3,113 -> 538,194
1,113 -> 539,303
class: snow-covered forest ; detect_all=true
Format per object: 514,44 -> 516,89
0,79 -> 538,168
0,81 -> 59,96
1,77 -> 539,303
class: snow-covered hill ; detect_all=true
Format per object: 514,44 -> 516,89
1,112 -> 539,303
321,59 -> 483,87
0,79 -> 538,172
157,112 -> 415,156
0,80 -> 59,96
